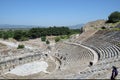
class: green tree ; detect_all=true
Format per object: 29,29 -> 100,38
0,31 -> 4,38
13,30 -> 23,41
7,29 -> 14,38
13,30 -> 29,41
3,32 -> 9,40
29,28 -> 39,39
107,11 -> 120,23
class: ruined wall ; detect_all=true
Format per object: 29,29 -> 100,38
0,53 -> 43,75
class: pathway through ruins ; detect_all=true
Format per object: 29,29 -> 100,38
0,40 -> 34,49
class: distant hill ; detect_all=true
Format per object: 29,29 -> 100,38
68,24 -> 84,29
0,24 -> 84,29
0,24 -> 45,29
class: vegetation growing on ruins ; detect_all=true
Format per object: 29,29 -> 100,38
55,37 -> 61,42
107,11 -> 120,23
17,44 -> 25,49
112,28 -> 120,31
118,42 -> 120,47
46,40 -> 50,44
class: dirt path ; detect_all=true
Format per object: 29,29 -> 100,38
0,40 -> 33,50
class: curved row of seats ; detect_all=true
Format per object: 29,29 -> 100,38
80,30 -> 120,60
72,30 -> 120,79
54,43 -> 94,69
76,57 -> 120,79
94,45 -> 119,59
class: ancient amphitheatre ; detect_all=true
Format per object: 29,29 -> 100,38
0,20 -> 120,79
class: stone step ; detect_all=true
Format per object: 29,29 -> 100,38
112,46 -> 119,57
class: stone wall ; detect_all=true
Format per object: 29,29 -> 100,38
0,53 -> 43,75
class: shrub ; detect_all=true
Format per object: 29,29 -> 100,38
46,40 -> 50,44
55,37 -> 60,42
118,42 -> 120,47
41,36 -> 46,41
17,44 -> 25,49
101,26 -> 106,29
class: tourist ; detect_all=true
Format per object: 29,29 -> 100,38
111,66 -> 118,80
89,61 -> 93,67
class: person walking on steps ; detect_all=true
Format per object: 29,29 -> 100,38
111,66 -> 118,80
